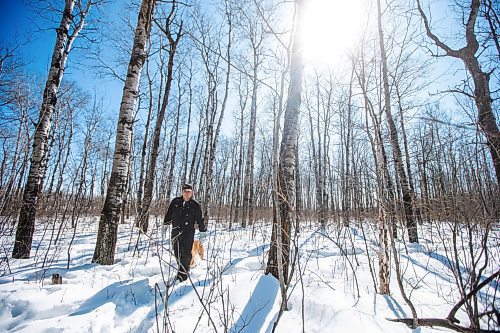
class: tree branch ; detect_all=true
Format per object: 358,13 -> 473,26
464,0 -> 480,55
447,269 -> 500,323
388,317 -> 498,333
416,0 -> 461,57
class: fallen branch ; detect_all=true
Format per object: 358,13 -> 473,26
448,269 -> 500,323
387,318 -> 497,333
388,269 -> 500,332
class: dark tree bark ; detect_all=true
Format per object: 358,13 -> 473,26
417,0 -> 500,185
241,10 -> 264,228
137,3 -> 182,233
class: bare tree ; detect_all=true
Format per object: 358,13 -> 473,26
238,1 -> 266,228
12,0 -> 93,259
195,0 -> 233,226
305,72 -> 327,227
417,0 -> 500,185
93,0 -> 156,265
137,1 -> 182,233
231,73 -> 249,228
266,0 -> 305,320
377,0 -> 419,243
135,43 -> 157,231
354,52 -> 392,295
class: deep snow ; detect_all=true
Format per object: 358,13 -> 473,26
0,218 -> 498,332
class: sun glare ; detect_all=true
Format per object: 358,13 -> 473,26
300,0 -> 365,67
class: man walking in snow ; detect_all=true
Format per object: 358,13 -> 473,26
163,184 -> 207,282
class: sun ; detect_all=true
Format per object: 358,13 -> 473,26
300,0 -> 365,67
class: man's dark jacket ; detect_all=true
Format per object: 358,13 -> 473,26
163,197 -> 207,232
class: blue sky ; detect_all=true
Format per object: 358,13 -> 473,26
0,0 -> 53,72
0,0 -> 124,116
0,0 -> 488,133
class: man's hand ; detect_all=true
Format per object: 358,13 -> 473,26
198,217 -> 207,232
198,231 -> 207,242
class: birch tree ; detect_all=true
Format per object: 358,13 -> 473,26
266,0 -> 305,316
93,0 -> 156,265
231,73 -> 249,227
0,53 -> 35,215
354,51 -> 393,295
12,0 -> 92,259
377,0 -> 418,243
135,44 -> 156,231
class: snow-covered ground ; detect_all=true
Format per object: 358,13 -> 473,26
0,218 -> 498,332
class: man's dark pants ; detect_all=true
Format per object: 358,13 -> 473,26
172,228 -> 194,281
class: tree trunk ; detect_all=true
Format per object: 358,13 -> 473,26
377,0 -> 418,243
464,54 -> 500,185
266,0 -> 305,286
307,86 -> 324,226
135,52 -> 157,230
355,52 -> 394,295
342,68 -> 355,227
395,86 -> 418,224
165,78 -> 183,199
138,9 -> 182,233
182,60 -> 194,184
13,0 -> 90,259
295,147 -> 302,232
242,53 -> 258,228
417,0 -> 500,185
93,0 -> 156,265
1,104 -> 29,214
232,80 -> 247,227
201,4 -> 232,226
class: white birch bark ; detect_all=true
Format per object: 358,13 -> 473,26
354,53 -> 391,295
377,0 -> 418,243
267,0 -> 305,300
93,0 -> 156,265
13,0 -> 91,259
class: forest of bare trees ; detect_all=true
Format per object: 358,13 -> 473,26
0,0 -> 498,331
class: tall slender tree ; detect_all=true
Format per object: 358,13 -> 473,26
266,0 -> 305,308
12,0 -> 92,259
240,3 -> 265,228
93,0 -> 156,265
137,1 -> 182,233
377,0 -> 418,243
198,0 -> 233,226
135,44 -> 157,231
